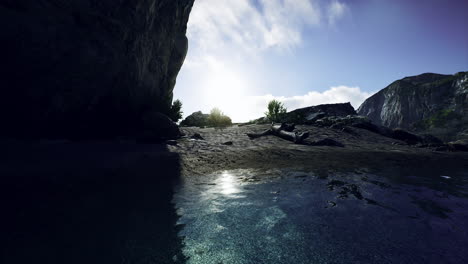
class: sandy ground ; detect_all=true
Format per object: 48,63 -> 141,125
172,124 -> 468,176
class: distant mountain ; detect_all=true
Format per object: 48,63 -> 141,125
357,72 -> 468,140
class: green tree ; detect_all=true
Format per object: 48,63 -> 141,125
265,100 -> 287,122
207,108 -> 232,127
168,99 -> 183,122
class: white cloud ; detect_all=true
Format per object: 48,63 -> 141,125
187,0 -> 321,58
214,86 -> 374,122
328,1 -> 348,26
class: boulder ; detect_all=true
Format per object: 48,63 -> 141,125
448,140 -> 468,151
180,111 -> 209,127
284,103 -> 357,124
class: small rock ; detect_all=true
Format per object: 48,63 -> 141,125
191,133 -> 204,140
222,141 -> 233,145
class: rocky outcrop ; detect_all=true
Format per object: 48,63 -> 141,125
285,102 -> 357,124
0,0 -> 194,139
358,72 -> 468,140
180,111 -> 209,127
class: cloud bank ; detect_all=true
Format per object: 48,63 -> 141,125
225,86 -> 374,122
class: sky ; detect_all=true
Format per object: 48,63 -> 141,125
174,0 -> 468,122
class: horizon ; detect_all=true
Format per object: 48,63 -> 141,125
174,0 -> 467,122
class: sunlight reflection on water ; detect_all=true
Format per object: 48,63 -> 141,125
218,171 -> 238,195
173,168 -> 468,264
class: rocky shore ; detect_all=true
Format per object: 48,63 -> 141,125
172,124 -> 468,176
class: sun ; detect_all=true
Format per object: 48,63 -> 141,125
200,61 -> 249,121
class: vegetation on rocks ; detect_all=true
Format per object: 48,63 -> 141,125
180,108 -> 232,128
207,108 -> 232,127
265,100 -> 287,122
168,99 -> 183,122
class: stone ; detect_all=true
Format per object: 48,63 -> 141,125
391,129 -> 422,145
448,140 -> 468,151
180,111 -> 209,127
190,133 -> 204,140
222,141 -> 233,145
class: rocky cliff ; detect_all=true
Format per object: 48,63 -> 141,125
358,72 -> 468,140
0,0 -> 194,139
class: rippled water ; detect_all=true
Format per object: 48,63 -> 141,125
173,167 -> 468,264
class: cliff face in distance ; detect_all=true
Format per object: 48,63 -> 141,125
0,0 -> 194,139
358,72 -> 468,140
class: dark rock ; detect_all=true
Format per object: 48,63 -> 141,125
327,180 -> 346,190
358,72 -> 468,140
0,0 -> 194,139
448,140 -> 468,151
190,133 -> 204,140
391,129 -> 422,145
247,103 -> 356,125
309,138 -> 344,147
305,112 -> 326,123
180,111 -> 209,127
420,134 -> 444,145
137,112 -> 180,142
285,103 -> 357,124
434,146 -> 451,152
341,126 -> 357,135
222,141 -> 233,145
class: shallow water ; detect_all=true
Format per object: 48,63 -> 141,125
173,167 -> 468,264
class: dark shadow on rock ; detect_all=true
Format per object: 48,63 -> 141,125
0,140 -> 185,264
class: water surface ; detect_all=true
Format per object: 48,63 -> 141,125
174,167 -> 468,263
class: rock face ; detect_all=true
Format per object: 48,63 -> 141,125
281,102 -> 357,124
358,72 -> 468,140
0,0 -> 194,139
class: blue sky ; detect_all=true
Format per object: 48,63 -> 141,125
174,0 -> 467,122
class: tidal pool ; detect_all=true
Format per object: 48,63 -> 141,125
173,167 -> 468,264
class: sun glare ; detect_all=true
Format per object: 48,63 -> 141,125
200,62 -> 250,122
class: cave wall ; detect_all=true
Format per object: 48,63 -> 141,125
0,0 -> 194,139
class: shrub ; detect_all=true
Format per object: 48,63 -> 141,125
168,99 -> 183,122
265,100 -> 287,122
207,108 -> 232,127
